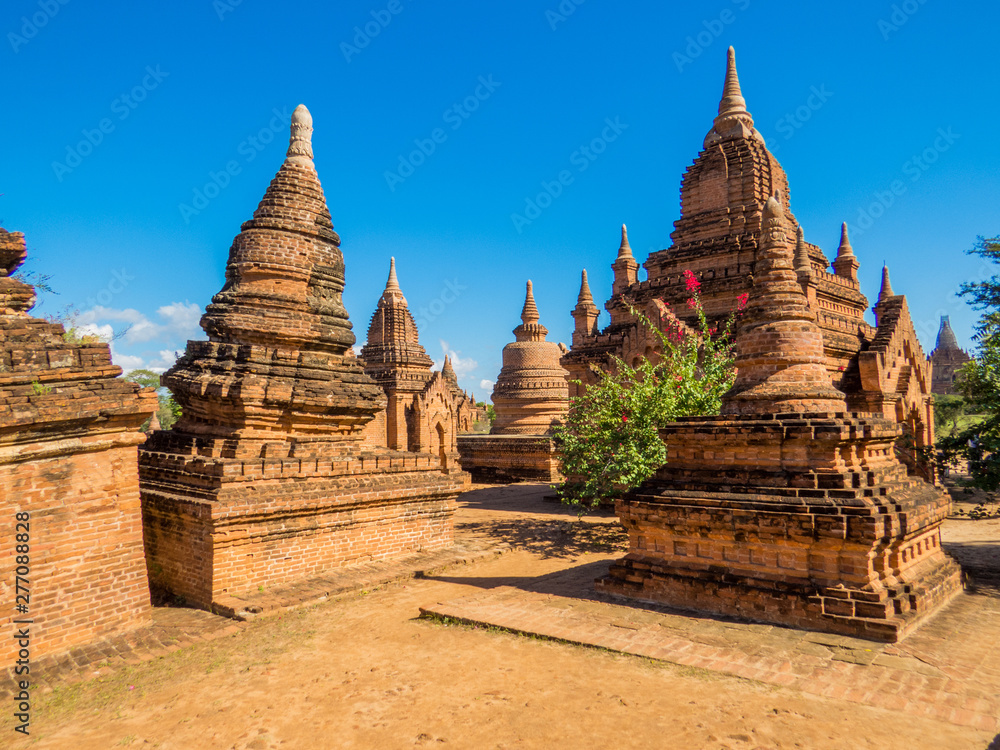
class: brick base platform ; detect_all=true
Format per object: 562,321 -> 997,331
140,442 -> 464,611
457,434 -> 561,484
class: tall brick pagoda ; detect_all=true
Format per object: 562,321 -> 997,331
459,281 -> 569,482
562,47 -> 935,472
596,197 -> 961,642
1,228 -> 156,667
139,106 -> 465,611
929,315 -> 972,395
358,257 -> 478,469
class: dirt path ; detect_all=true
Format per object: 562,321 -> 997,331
4,486 -> 996,749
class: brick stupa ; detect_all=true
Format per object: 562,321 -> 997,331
139,106 -> 465,611
563,48 -> 936,476
596,197 -> 961,642
1,229 -> 156,667
459,281 -> 569,482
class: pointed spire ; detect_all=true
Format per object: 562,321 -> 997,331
879,265 -> 894,300
285,104 -> 315,167
794,226 -> 810,272
836,222 -> 855,259
577,269 -> 595,306
832,222 -> 860,283
705,47 -> 756,146
442,354 -> 458,383
718,46 -> 749,119
521,280 -> 540,325
617,224 -> 633,260
379,256 -> 406,305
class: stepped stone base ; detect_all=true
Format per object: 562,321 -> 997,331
457,434 -> 561,484
596,413 -> 963,642
140,435 -> 463,611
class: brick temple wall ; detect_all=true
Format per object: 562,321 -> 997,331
1,442 -> 151,664
140,447 -> 457,609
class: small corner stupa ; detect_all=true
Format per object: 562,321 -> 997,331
1,228 -> 156,668
458,280 -> 569,483
139,106 -> 465,612
596,196 -> 961,642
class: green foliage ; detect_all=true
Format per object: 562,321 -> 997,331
934,394 -> 969,436
555,271 -> 742,507
30,380 -> 52,396
937,236 -> 1000,489
486,404 -> 496,426
125,369 -> 182,430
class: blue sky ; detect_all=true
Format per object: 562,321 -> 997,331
3,0 -> 997,401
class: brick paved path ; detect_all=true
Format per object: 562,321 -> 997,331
420,556 -> 1000,734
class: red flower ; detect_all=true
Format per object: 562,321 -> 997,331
683,270 -> 701,292
686,297 -> 696,309
736,292 -> 749,310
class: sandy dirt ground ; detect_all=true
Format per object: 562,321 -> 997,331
4,486 -> 997,750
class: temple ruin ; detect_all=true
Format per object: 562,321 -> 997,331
597,196 -> 961,641
138,106 -> 465,611
359,256 -> 480,473
929,315 -> 972,395
562,47 -> 936,477
1,229 -> 156,668
459,281 -> 569,482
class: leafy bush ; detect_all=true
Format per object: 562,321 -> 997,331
556,271 -> 743,507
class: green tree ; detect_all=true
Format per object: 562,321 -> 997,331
124,368 -> 182,430
938,236 -> 1000,488
555,271 -> 743,507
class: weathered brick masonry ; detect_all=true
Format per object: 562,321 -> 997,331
597,196 -> 961,641
0,228 -> 156,667
139,106 -> 464,610
563,47 -> 936,476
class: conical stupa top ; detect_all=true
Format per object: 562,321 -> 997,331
521,280 -> 540,325
577,269 -> 596,306
935,316 -> 961,351
616,224 -> 634,260
718,47 -> 749,119
794,226 -> 810,272
286,104 -> 315,167
442,355 -> 457,381
837,222 -> 855,258
706,47 -> 756,146
379,256 -> 406,305
879,265 -> 894,301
